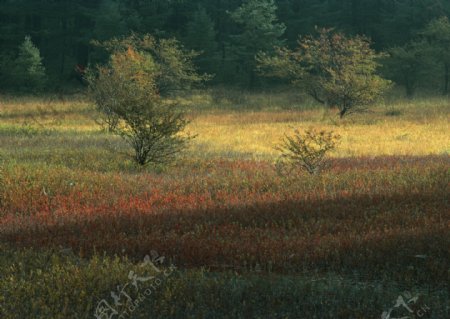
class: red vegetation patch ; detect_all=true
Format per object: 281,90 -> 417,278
1,155 -> 449,283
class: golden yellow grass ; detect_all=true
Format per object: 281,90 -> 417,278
190,111 -> 449,158
187,95 -> 449,158
1,93 -> 449,159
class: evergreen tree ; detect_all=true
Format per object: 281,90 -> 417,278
130,0 -> 173,36
13,36 -> 46,91
422,16 -> 450,95
230,0 -> 286,87
90,0 -> 127,68
93,0 -> 126,41
384,40 -> 431,98
184,6 -> 218,74
379,0 -> 447,47
0,0 -> 449,90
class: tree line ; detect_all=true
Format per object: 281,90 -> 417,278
1,0 -> 450,96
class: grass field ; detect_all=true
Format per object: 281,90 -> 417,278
0,90 -> 449,318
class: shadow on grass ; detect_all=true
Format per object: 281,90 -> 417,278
2,190 -> 448,286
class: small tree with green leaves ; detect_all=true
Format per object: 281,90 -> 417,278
13,36 -> 46,91
258,28 -> 391,118
93,34 -> 210,97
276,128 -> 340,175
88,45 -> 193,166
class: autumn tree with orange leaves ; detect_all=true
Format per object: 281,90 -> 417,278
88,35 -> 207,166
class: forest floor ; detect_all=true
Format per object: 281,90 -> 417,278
0,90 -> 449,318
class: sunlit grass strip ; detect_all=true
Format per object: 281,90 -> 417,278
2,95 -> 449,160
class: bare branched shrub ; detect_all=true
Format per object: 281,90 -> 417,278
276,128 -> 340,175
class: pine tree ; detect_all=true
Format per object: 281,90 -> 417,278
384,40 -> 432,98
13,36 -> 46,92
184,6 -> 218,74
230,0 -> 286,87
94,0 -> 126,41
422,16 -> 450,95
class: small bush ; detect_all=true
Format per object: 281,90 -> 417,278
276,128 -> 340,175
88,45 -> 193,166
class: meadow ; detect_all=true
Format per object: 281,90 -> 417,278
0,90 -> 449,318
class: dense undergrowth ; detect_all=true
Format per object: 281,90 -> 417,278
0,93 -> 449,318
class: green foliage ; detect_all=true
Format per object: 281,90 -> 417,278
12,36 -> 46,92
0,0 -> 450,90
93,0 -> 126,41
276,128 -> 340,175
384,40 -> 432,98
0,53 -> 14,87
258,29 -> 391,117
1,245 -> 448,319
184,6 -> 218,73
230,0 -> 286,87
0,246 -> 138,319
94,34 -> 210,96
422,16 -> 450,94
230,0 -> 286,54
88,45 -> 193,166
